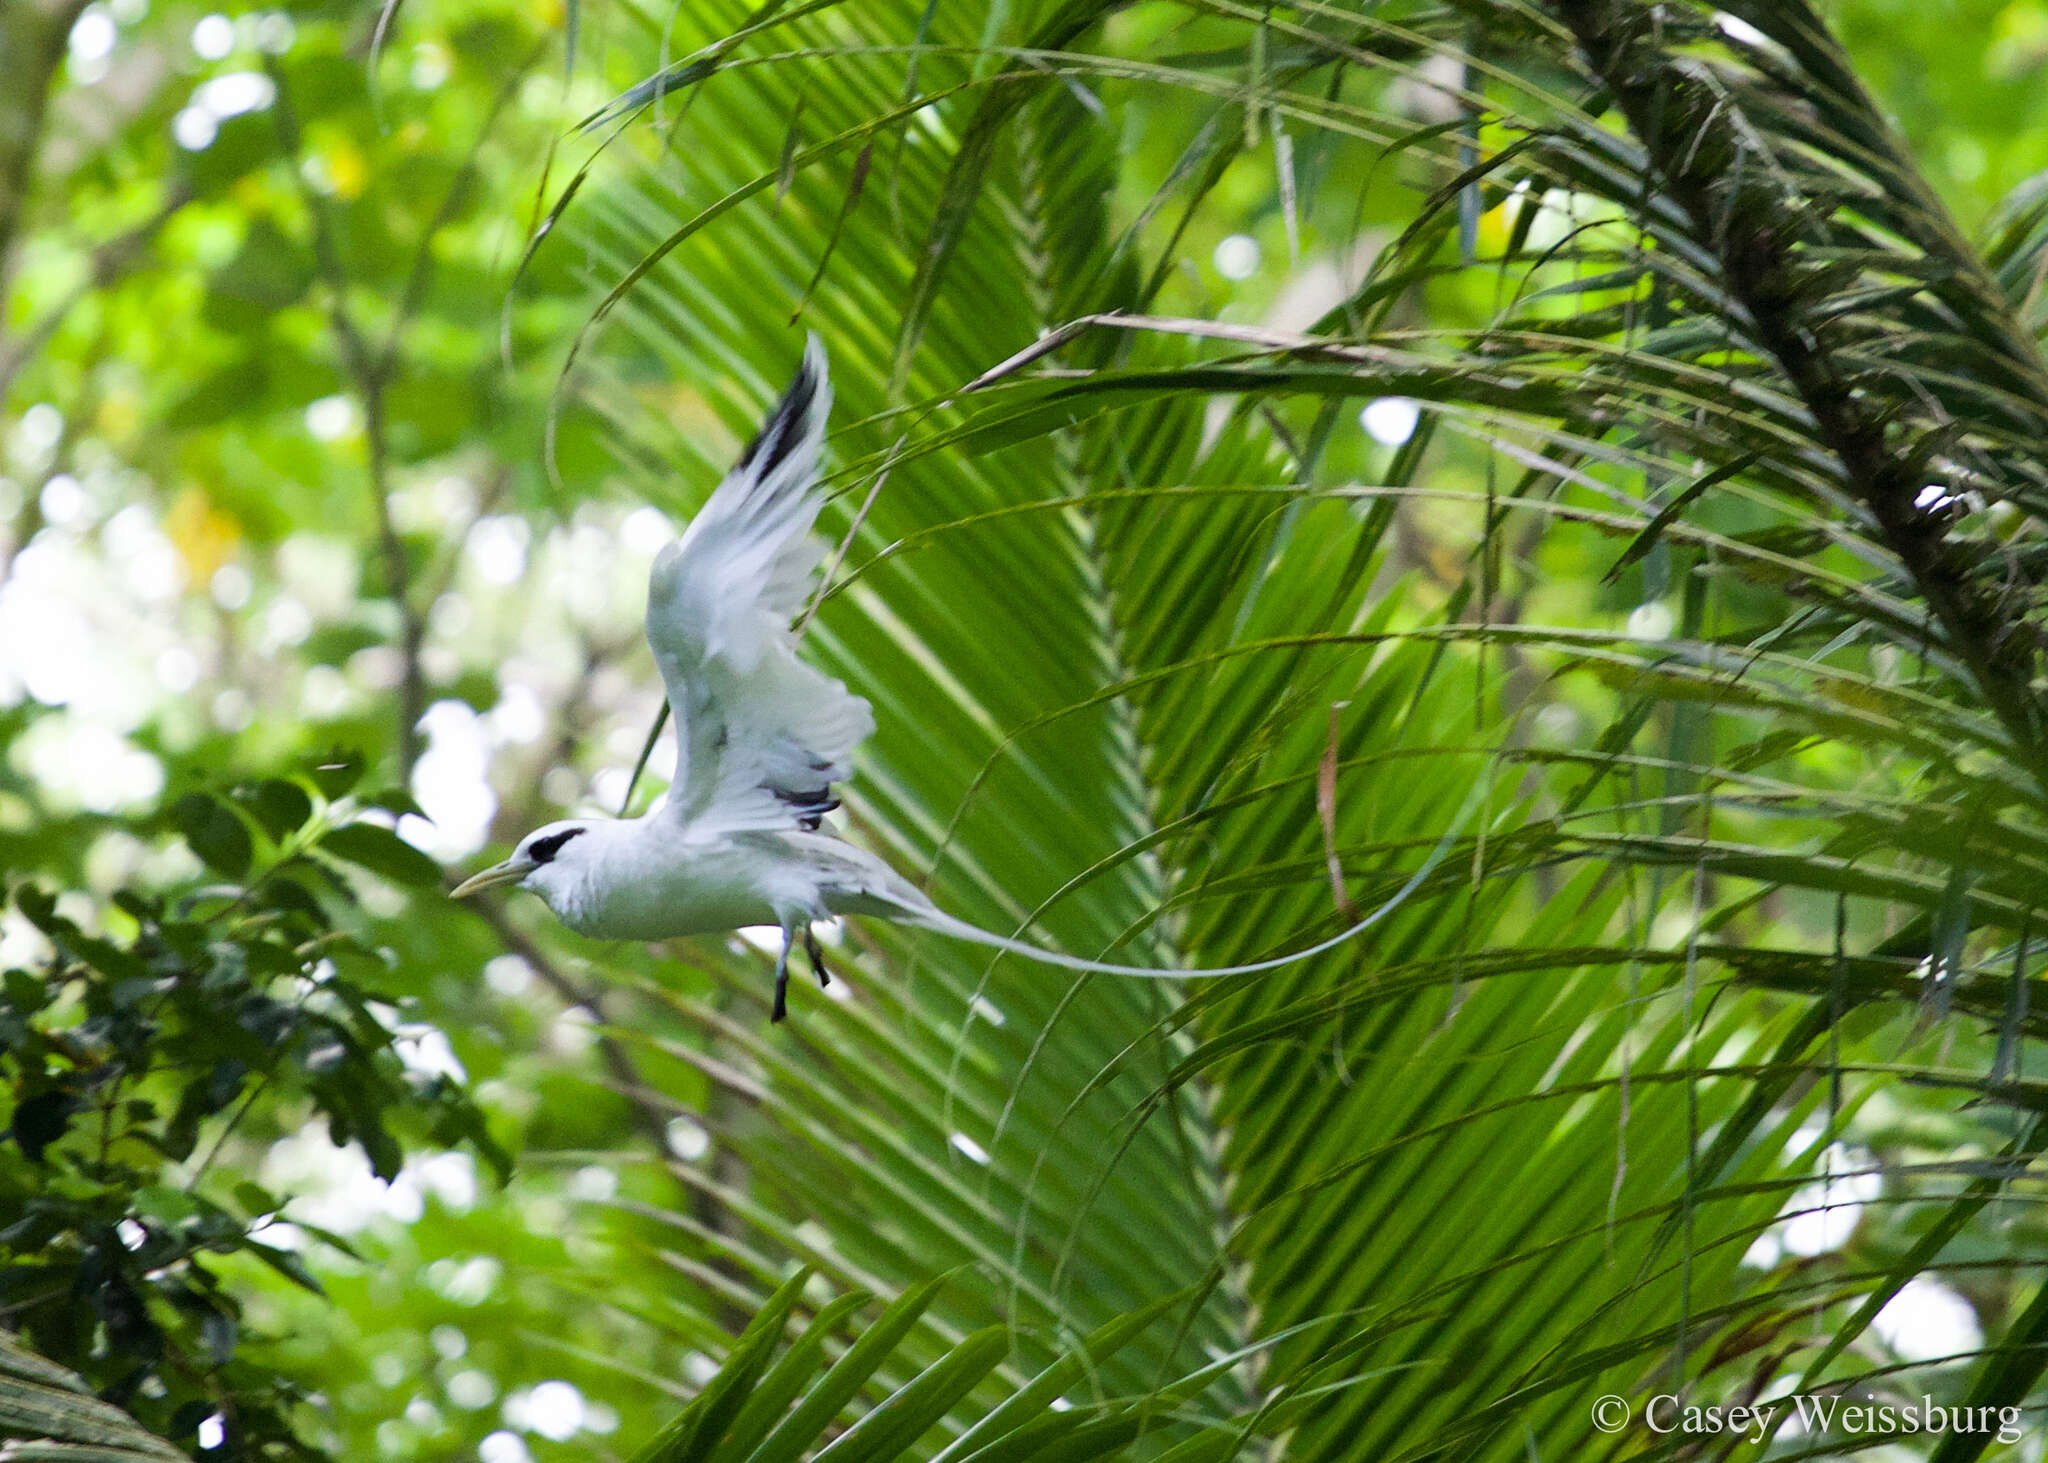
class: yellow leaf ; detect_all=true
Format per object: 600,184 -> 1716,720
96,390 -> 140,444
324,140 -> 368,201
1479,196 -> 1518,254
163,486 -> 242,591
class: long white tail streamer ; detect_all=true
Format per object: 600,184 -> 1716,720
900,771 -> 1491,979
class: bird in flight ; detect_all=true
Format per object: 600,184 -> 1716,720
456,337 -> 1424,1020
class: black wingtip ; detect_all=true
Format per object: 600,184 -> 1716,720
736,336 -> 828,477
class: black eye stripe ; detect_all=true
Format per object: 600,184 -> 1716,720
528,828 -> 585,864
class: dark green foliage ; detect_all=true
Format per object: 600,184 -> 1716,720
0,768 -> 503,1459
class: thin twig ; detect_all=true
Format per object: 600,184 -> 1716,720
376,44 -> 544,380
793,435 -> 901,639
958,311 -> 1395,393
0,184 -> 192,405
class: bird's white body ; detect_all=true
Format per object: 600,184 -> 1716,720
519,820 -> 929,942
522,823 -> 788,940
459,336 -> 1408,1019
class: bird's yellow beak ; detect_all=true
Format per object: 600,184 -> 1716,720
451,857 -> 536,898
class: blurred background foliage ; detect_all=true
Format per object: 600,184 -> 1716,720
8,1 -> 2048,1461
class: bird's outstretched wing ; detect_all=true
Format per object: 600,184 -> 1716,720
644,336 -> 873,840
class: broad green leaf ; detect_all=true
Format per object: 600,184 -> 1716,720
318,824 -> 444,888
172,793 -> 253,880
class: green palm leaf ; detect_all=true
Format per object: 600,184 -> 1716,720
463,0 -> 2048,1457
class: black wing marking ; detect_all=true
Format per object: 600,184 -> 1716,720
773,787 -> 841,831
734,348 -> 823,481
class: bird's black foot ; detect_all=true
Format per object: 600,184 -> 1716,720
804,926 -> 831,989
772,929 -> 793,1024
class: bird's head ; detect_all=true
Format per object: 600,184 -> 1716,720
451,821 -> 594,903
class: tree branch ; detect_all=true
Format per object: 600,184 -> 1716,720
0,0 -> 91,304
267,57 -> 429,781
265,43 -> 544,781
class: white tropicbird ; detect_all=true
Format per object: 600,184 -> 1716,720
456,337 -> 1429,1020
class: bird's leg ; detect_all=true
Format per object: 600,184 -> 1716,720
804,925 -> 831,989
771,924 -> 794,1024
